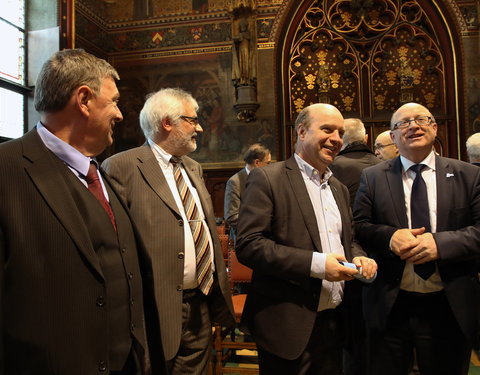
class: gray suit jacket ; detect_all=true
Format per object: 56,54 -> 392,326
102,144 -> 235,360
224,167 -> 248,240
236,156 -> 365,360
354,155 -> 480,346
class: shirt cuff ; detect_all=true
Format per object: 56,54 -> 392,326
310,252 -> 326,279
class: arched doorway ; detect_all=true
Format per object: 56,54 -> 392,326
275,0 -> 465,159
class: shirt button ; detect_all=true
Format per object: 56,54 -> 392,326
121,248 -> 126,253
178,220 -> 184,227
128,272 -> 133,279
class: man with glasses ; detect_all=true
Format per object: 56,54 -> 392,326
102,88 -> 235,374
354,102 -> 480,375
374,130 -> 399,161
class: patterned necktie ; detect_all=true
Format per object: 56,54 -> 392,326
171,157 -> 213,295
410,164 -> 435,280
86,162 -> 117,231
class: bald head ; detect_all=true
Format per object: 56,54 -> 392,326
374,130 -> 398,160
466,133 -> 480,163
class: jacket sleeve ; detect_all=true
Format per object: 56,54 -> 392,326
224,177 -> 241,232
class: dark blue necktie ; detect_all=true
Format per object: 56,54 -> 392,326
410,164 -> 435,279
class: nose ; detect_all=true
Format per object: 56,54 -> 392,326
195,123 -> 203,133
115,107 -> 123,122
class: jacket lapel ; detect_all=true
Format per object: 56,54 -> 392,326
385,157 -> 409,228
136,145 -> 181,216
435,155 -> 453,232
22,130 -> 104,280
285,157 -> 323,252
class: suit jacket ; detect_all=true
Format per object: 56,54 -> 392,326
102,144 -> 235,360
223,167 -> 248,240
330,142 -> 380,207
0,130 -> 151,375
236,156 -> 366,360
354,155 -> 480,346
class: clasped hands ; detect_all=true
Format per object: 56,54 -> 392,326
390,227 -> 439,264
325,253 -> 377,282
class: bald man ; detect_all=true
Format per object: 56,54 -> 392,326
374,130 -> 399,161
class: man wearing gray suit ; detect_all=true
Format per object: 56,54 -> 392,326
236,103 -> 377,375
102,88 -> 235,374
224,143 -> 271,242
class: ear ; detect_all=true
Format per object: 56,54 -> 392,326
161,117 -> 174,132
297,123 -> 306,141
76,85 -> 93,117
389,130 -> 395,143
364,134 -> 368,143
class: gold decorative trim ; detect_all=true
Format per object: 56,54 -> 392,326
258,42 -> 275,49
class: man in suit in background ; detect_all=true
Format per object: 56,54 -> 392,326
330,118 -> 380,208
374,130 -> 399,161
102,88 -> 235,374
236,103 -> 377,375
0,49 -> 161,374
330,118 -> 380,375
224,143 -> 271,242
354,102 -> 480,375
466,132 -> 480,166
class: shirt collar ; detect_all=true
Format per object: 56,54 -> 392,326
294,153 -> 333,183
148,138 -> 175,167
36,121 -> 93,176
400,150 -> 436,174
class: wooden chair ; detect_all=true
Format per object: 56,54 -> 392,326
213,245 -> 258,374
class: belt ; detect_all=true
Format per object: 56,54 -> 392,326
182,288 -> 201,301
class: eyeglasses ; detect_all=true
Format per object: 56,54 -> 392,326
375,143 -> 394,150
392,115 -> 432,131
179,115 -> 200,126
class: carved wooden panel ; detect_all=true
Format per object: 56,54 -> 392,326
283,0 -> 461,157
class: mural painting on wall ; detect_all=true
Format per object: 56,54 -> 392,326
111,59 -> 275,167
287,0 -> 446,121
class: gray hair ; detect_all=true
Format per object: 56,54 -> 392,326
343,118 -> 366,145
139,88 -> 199,140
466,133 -> 480,162
243,143 -> 270,164
34,49 -> 119,113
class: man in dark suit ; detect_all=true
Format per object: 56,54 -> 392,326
224,143 -> 271,242
354,102 -> 480,375
330,118 -> 380,375
102,88 -> 235,374
0,49 -> 162,374
236,103 -> 377,375
330,118 -> 380,208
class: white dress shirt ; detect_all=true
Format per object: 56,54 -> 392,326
294,153 -> 345,311
149,139 -> 215,289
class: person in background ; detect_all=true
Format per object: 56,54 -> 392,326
0,49 -> 165,375
102,88 -> 235,375
224,143 -> 271,242
374,130 -> 399,161
236,103 -> 377,375
466,132 -> 480,166
330,118 -> 380,208
354,102 -> 480,375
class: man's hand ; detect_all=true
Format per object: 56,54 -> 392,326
390,227 -> 425,256
400,232 -> 439,264
325,254 -> 358,281
352,256 -> 377,279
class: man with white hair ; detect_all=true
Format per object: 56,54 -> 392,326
102,88 -> 234,374
466,132 -> 480,166
330,118 -> 380,207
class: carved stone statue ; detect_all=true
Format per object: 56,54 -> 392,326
232,16 -> 257,87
